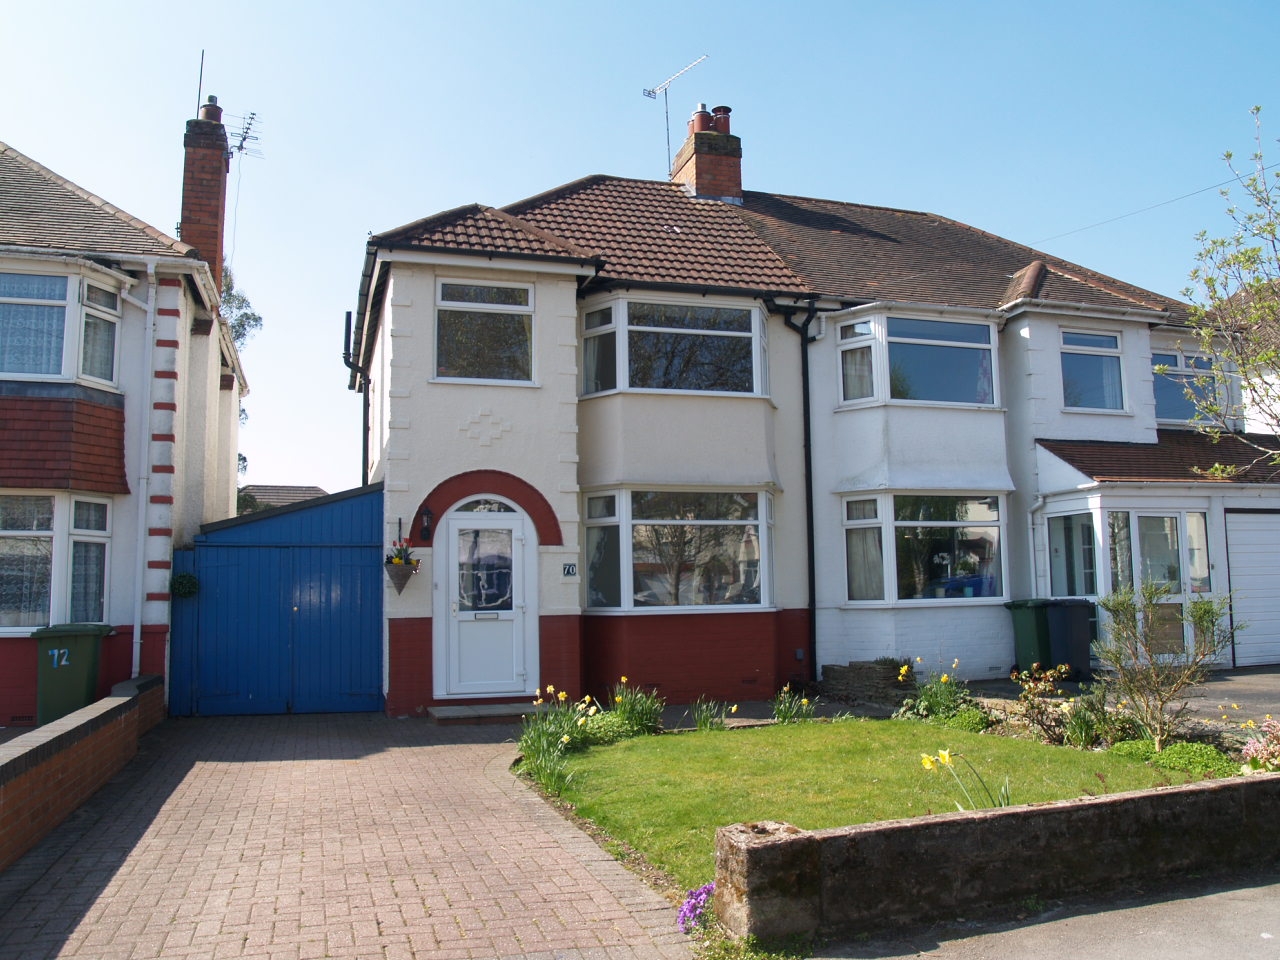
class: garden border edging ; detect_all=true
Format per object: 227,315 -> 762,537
715,772 -> 1280,940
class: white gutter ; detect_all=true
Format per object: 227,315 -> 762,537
121,260 -> 158,679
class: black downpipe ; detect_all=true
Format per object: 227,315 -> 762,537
782,297 -> 820,683
342,311 -> 371,487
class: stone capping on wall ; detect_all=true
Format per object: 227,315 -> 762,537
715,773 -> 1280,941
0,674 -> 165,872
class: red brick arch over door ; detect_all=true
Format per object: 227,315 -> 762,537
413,471 -> 562,548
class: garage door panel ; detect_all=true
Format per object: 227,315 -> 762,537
1226,513 -> 1280,667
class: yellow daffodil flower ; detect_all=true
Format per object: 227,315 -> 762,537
615,695 -> 623,704
937,749 -> 952,766
921,754 -> 936,771
940,674 -> 950,684
952,659 -> 960,669
620,676 -> 628,684
546,684 -> 555,694
730,704 -> 738,714
558,691 -> 567,702
560,735 -> 570,743
1233,704 -> 1240,710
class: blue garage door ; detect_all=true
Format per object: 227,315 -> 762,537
170,486 -> 383,716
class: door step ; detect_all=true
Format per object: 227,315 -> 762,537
427,703 -> 530,725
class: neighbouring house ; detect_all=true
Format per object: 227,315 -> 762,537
347,102 -> 1280,714
238,484 -> 329,511
0,97 -> 247,725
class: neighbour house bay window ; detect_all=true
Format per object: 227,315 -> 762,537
838,316 -> 996,405
583,301 -> 762,395
435,281 -> 533,382
585,491 -> 767,609
0,494 -> 109,629
1061,330 -> 1123,410
1152,351 -> 1214,422
0,272 -> 119,383
844,494 -> 1003,602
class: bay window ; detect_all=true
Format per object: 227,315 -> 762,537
0,494 -> 109,629
837,315 -> 997,406
844,493 -> 1004,602
582,300 -> 763,395
1061,330 -> 1123,410
435,280 -> 533,382
585,490 -> 768,609
0,272 -> 119,383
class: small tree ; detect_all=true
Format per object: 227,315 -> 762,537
1184,106 -> 1280,477
1094,582 -> 1233,751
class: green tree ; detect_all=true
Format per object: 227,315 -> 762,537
221,267 -> 262,349
1184,106 -> 1280,476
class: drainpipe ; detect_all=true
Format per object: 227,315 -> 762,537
343,311 -> 371,486
782,296 -> 820,682
122,260 -> 158,678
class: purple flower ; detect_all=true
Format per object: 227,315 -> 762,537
677,881 -> 715,934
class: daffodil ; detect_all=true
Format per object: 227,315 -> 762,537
560,735 -> 570,743
546,684 -> 555,694
577,717 -> 586,726
619,676 -> 628,684
558,691 -> 567,702
589,706 -> 598,716
615,695 -> 623,703
801,698 -> 810,706
916,657 -> 923,664
940,674 -> 950,684
952,659 -> 960,670
582,694 -> 592,703
1233,704 -> 1241,710
921,754 -> 936,771
730,704 -> 738,714
937,749 -> 952,766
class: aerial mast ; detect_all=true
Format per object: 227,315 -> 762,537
643,54 -> 709,174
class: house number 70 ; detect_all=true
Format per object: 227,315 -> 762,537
48,648 -> 70,668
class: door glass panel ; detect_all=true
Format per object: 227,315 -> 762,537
1186,512 -> 1211,593
1149,604 -> 1186,656
456,528 -> 513,611
1049,513 -> 1097,596
1107,512 -> 1133,589
1138,516 -> 1180,588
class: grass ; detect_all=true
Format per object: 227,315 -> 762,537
558,718 -> 1183,890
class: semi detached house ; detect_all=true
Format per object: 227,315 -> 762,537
348,104 -> 1280,714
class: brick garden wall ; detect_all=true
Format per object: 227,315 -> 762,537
715,774 -> 1280,941
0,675 -> 165,872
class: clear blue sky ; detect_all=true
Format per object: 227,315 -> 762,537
4,0 -> 1277,495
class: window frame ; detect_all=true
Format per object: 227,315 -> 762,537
0,493 -> 110,632
433,278 -> 536,385
1060,328 -> 1125,412
841,492 -> 1007,605
836,314 -> 999,408
583,488 -> 772,612
581,296 -> 767,398
0,270 -> 122,386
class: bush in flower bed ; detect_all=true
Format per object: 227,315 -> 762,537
894,659 -> 988,728
1242,717 -> 1280,772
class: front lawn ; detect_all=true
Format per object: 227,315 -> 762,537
558,718 -> 1183,890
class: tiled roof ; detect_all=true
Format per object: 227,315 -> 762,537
374,204 -> 599,262
371,173 -> 1186,316
1039,430 -> 1280,484
0,141 -> 191,259
240,484 -> 329,507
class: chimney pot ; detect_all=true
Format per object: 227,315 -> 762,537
198,95 -> 223,124
710,105 -> 732,134
691,103 -> 713,133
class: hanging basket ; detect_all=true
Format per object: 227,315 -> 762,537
384,560 -> 420,594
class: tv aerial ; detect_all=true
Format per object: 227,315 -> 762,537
643,54 -> 709,173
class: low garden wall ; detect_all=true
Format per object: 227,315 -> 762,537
715,773 -> 1280,940
0,674 -> 165,872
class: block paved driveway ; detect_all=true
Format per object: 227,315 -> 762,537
0,715 -> 692,960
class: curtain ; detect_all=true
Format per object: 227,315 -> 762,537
845,527 -> 884,600
70,540 -> 106,622
841,345 -> 873,400
0,303 -> 64,374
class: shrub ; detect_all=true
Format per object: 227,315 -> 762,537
1095,582 -> 1233,751
581,711 -> 637,745
1110,739 -> 1157,763
1150,741 -> 1233,778
894,660 -> 976,722
1242,717 -> 1280,772
939,707 -> 991,733
1010,663 -> 1073,744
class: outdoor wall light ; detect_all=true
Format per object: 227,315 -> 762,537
420,507 -> 434,540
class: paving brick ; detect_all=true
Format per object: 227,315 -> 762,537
0,715 -> 692,959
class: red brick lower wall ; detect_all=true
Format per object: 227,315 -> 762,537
385,614 -> 584,715
0,675 -> 164,872
583,610 -> 807,704
0,625 -> 169,726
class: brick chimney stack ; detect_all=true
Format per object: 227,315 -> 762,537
179,95 -> 230,294
670,104 -> 742,204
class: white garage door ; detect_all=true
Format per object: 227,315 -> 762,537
1226,511 -> 1280,667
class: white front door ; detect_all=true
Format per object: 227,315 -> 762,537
436,499 -> 537,696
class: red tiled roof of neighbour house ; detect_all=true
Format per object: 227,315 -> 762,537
1039,429 -> 1280,484
505,176 -> 809,293
0,141 -> 192,258
373,203 -> 601,263
239,485 -> 329,508
734,192 -> 1188,318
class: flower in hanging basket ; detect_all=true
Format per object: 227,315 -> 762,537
386,538 -> 416,565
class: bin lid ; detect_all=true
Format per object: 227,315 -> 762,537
1003,599 -> 1051,608
30,623 -> 113,639
1044,598 -> 1093,607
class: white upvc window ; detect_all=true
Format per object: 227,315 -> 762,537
1047,512 -> 1098,597
1152,350 -> 1214,422
435,280 -> 534,383
837,315 -> 998,406
582,298 -> 765,396
0,272 -> 120,384
1061,329 -> 1124,411
584,490 -> 769,610
0,493 -> 110,630
843,493 -> 1005,603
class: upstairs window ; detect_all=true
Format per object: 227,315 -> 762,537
436,281 -> 533,382
583,300 -> 763,396
0,273 -> 119,383
1153,351 -> 1214,422
1061,330 -> 1123,410
837,315 -> 997,406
